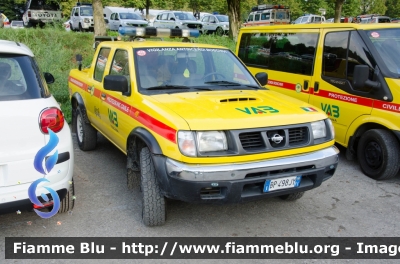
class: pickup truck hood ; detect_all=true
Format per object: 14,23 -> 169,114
151,90 -> 326,130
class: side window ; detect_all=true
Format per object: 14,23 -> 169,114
110,13 -> 114,20
201,16 -> 209,22
161,13 -> 168,20
94,48 -> 111,82
209,16 -> 215,23
315,16 -> 321,22
109,49 -> 129,76
255,14 -> 260,21
322,31 -> 349,80
238,32 -> 318,76
261,13 -> 270,21
248,14 -> 253,22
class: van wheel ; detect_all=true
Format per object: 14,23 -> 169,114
279,191 -> 305,201
75,108 -> 97,151
216,27 -> 224,36
357,129 -> 400,180
140,147 -> 166,226
58,179 -> 75,213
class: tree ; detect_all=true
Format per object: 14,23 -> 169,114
333,0 -> 345,22
226,0 -> 240,40
93,0 -> 107,37
386,0 -> 400,18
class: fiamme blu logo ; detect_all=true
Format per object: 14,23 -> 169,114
28,129 -> 60,219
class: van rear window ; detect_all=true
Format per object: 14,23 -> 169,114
238,32 -> 318,76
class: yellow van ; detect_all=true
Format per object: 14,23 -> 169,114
236,23 -> 400,180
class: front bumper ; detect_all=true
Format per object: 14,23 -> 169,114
155,146 -> 339,204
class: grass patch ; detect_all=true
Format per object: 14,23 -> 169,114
0,26 -> 236,123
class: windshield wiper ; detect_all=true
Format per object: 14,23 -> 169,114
145,85 -> 190,90
204,81 -> 260,89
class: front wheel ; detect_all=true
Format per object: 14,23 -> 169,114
216,27 -> 224,36
357,129 -> 400,180
75,108 -> 97,151
140,147 -> 166,226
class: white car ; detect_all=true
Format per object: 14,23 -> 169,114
0,40 -> 74,216
153,11 -> 203,30
108,12 -> 147,31
200,14 -> 229,35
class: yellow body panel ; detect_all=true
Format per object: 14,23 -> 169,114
69,37 -> 334,165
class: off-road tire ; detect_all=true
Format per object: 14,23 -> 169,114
279,191 -> 305,201
127,169 -> 140,190
357,129 -> 400,180
140,147 -> 166,226
58,179 -> 75,213
69,22 -> 74,31
75,108 -> 97,151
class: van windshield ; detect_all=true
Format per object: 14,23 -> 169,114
368,28 -> 400,75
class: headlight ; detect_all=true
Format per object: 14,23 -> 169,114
223,24 -> 228,28
178,131 -> 196,157
197,131 -> 228,152
326,118 -> 335,139
311,120 -> 326,139
178,21 -> 183,25
84,18 -> 90,23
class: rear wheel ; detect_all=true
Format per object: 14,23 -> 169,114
58,179 -> 75,213
140,147 -> 166,226
279,191 -> 305,201
357,129 -> 400,180
216,27 -> 224,36
69,23 -> 74,31
75,108 -> 97,151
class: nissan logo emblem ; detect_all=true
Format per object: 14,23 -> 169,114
271,134 -> 284,144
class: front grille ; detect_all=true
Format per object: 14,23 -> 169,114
239,132 -> 264,150
187,24 -> 202,29
288,127 -> 308,145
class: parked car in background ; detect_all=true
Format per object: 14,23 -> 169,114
10,21 -> 24,29
391,18 -> 400,23
70,3 -> 93,31
153,11 -> 203,29
200,14 -> 229,35
357,15 -> 391,24
0,40 -> 74,215
108,12 -> 147,31
292,14 -> 325,24
22,0 -> 63,27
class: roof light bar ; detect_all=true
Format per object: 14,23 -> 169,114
118,27 -> 200,38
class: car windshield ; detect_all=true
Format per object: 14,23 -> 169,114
80,7 -> 93,16
173,12 -> 196,21
368,28 -> 400,75
120,13 -> 142,20
216,15 -> 228,22
133,47 -> 262,94
0,55 -> 49,101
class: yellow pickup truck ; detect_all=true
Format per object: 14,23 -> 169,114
68,27 -> 339,226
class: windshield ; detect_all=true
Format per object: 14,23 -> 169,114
133,47 -> 261,94
120,13 -> 142,20
80,7 -> 93,16
216,15 -> 228,22
174,12 -> 196,21
368,28 -> 400,75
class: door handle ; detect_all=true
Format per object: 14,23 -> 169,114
304,80 -> 309,91
314,82 -> 319,93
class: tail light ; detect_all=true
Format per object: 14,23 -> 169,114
40,108 -> 65,134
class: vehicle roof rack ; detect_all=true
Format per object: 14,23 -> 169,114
251,4 -> 289,12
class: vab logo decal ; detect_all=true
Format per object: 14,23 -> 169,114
321,103 -> 339,118
28,129 -> 60,219
236,106 -> 279,115
108,108 -> 118,127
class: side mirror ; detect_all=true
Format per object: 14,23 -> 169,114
76,54 -> 82,71
352,65 -> 380,90
74,12 -> 78,16
170,18 -> 175,21
104,19 -> 109,23
44,72 -> 55,84
104,75 -> 130,95
255,72 -> 268,86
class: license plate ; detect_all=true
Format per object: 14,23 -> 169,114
263,176 -> 302,192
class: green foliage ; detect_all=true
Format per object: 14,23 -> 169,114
0,27 -> 235,123
386,0 -> 400,18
